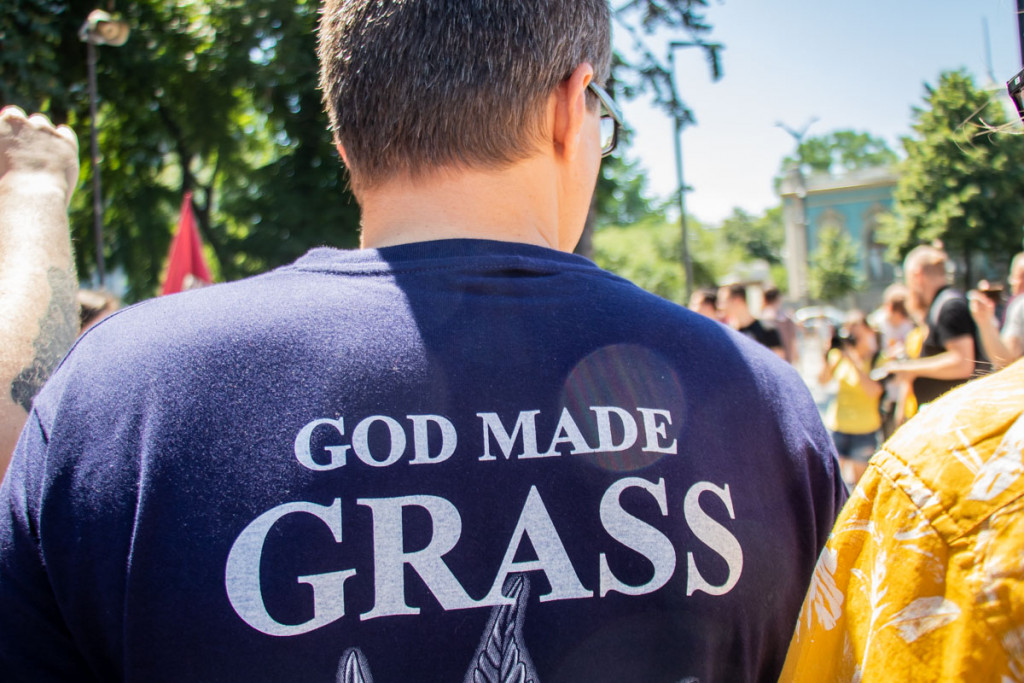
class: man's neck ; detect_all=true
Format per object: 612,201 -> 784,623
731,310 -> 755,329
357,157 -> 572,251
924,280 -> 948,308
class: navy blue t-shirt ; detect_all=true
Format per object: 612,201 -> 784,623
0,240 -> 845,682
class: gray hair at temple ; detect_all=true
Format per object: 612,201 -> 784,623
317,0 -> 612,194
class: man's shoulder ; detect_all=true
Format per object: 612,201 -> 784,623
1005,295 -> 1024,330
930,286 -> 969,316
882,361 -> 1024,527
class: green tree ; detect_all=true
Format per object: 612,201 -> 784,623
6,0 -> 715,299
808,225 -> 861,303
611,1 -> 720,127
591,3 -> 720,233
719,206 -> 784,265
593,215 -> 717,302
594,152 -> 664,228
879,70 -> 1024,284
782,130 -> 898,176
4,0 -> 363,299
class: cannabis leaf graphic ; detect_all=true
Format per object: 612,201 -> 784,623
337,647 -> 374,683
466,574 -> 537,683
330,576 -> 539,683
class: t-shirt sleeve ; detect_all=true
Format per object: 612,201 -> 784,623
935,295 -> 975,347
764,326 -> 783,350
0,412 -> 91,680
1003,296 -> 1024,343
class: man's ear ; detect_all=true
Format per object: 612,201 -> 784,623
552,62 -> 594,162
335,142 -> 350,167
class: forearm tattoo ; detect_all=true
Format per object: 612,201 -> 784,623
10,267 -> 78,411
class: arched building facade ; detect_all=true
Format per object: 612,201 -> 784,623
780,166 -> 899,309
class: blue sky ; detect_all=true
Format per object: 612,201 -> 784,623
615,0 -> 1024,224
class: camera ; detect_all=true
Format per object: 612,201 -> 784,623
830,329 -> 855,352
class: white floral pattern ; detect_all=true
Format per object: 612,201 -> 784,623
883,597 -> 960,643
803,546 -> 843,632
782,361 -> 1024,682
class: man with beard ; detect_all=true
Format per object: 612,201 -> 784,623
883,244 -> 986,407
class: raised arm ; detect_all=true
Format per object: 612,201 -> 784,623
0,107 -> 80,473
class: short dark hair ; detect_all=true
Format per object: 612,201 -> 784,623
728,284 -> 748,303
318,0 -> 612,192
762,286 -> 781,305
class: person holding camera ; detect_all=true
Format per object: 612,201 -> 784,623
818,311 -> 883,487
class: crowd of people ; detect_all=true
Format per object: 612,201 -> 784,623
688,244 -> 1023,495
0,1 -> 1022,681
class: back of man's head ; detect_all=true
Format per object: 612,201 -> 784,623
904,245 -> 947,281
318,0 -> 612,193
1011,251 -> 1024,278
762,286 -> 780,306
728,284 -> 748,305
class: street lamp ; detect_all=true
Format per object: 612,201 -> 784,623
79,9 -> 129,288
666,41 -> 722,300
777,119 -> 817,304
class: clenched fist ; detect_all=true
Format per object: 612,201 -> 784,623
0,106 -> 79,207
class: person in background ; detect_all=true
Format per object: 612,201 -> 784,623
872,284 -> 918,438
970,251 -> 1024,370
77,289 -> 120,335
817,311 -> 883,488
875,283 -> 915,360
0,106 -> 79,474
719,283 -> 785,357
688,288 -> 720,320
760,286 -> 799,366
784,69 -> 1024,682
882,244 -> 985,409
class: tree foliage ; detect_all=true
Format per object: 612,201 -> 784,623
611,0 -> 720,126
781,130 -> 898,177
594,151 -> 664,228
3,0 -> 361,301
593,215 -> 720,303
808,225 -> 861,303
879,70 -> 1024,284
718,206 -> 784,266
4,0 -> 718,299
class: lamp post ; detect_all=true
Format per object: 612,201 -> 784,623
666,41 -> 722,301
776,119 -> 817,304
79,9 -> 129,288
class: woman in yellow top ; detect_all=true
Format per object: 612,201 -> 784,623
818,311 -> 883,488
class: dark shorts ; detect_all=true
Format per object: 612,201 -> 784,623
829,429 -> 879,463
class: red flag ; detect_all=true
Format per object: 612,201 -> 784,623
161,191 -> 212,295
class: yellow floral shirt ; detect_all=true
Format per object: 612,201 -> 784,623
781,359 -> 1024,682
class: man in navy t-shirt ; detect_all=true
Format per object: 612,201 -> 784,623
0,2 -> 845,681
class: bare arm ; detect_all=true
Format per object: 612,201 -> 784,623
884,335 -> 977,382
970,292 -> 1021,370
0,107 -> 80,474
818,348 -> 838,385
